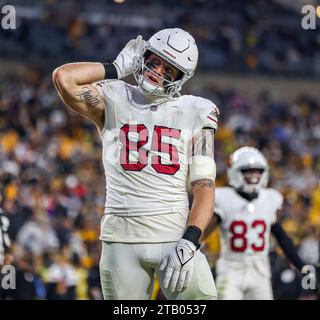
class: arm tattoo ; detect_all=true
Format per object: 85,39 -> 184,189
191,178 -> 214,189
74,86 -> 102,107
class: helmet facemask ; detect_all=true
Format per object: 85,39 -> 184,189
133,46 -> 191,99
239,167 -> 268,193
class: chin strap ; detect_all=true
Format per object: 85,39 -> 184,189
140,87 -> 178,106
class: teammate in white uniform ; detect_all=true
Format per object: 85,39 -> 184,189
203,147 -> 310,300
53,28 -> 219,299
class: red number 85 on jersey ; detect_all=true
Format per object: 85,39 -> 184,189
120,124 -> 181,175
229,220 -> 267,252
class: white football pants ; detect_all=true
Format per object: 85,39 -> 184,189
99,241 -> 217,300
216,262 -> 273,300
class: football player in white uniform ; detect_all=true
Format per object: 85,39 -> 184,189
53,28 -> 219,300
202,147 -> 312,300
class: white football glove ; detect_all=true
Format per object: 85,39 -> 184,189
113,35 -> 145,79
159,239 -> 197,293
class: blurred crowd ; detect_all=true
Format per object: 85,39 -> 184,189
0,0 -> 319,77
0,70 -> 104,299
0,64 -> 319,299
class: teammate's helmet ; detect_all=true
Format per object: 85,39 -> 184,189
133,28 -> 198,98
227,147 -> 269,193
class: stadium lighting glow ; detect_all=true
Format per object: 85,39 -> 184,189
114,0 -> 126,3
316,5 -> 320,18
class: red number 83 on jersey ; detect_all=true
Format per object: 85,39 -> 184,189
119,123 -> 181,175
229,220 -> 267,252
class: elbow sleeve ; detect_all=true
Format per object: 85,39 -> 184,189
189,156 -> 216,183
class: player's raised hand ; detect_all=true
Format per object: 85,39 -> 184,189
159,239 -> 197,293
113,35 -> 145,79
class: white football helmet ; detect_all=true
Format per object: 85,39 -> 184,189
227,147 -> 269,193
133,28 -> 198,99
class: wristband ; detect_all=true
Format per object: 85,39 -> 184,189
103,62 -> 118,79
182,225 -> 202,250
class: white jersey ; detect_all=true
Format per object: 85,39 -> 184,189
96,80 -> 219,242
215,187 -> 283,263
